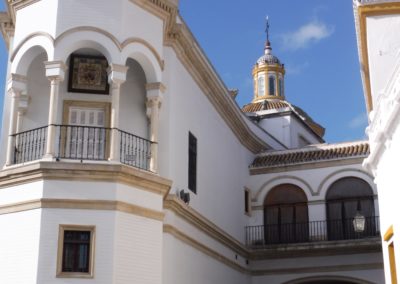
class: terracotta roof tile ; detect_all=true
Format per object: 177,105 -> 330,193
242,100 -> 290,113
241,100 -> 325,138
250,141 -> 369,168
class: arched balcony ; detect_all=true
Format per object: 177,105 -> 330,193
245,178 -> 380,248
6,35 -> 164,173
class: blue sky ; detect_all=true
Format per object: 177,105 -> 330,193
179,0 -> 367,143
0,1 -> 367,143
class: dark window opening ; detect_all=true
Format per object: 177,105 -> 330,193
188,132 -> 197,194
326,177 -> 375,240
245,190 -> 250,214
264,184 -> 308,244
62,230 -> 91,273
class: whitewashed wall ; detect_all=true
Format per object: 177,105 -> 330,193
366,14 -> 400,107
163,234 -> 250,284
0,209 -> 42,283
374,121 -> 400,283
163,47 -> 255,242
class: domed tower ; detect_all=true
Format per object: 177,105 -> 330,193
242,18 -> 325,148
253,19 -> 285,101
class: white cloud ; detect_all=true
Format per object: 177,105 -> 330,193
349,113 -> 368,129
281,20 -> 334,51
285,61 -> 310,75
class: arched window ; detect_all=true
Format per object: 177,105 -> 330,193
264,184 -> 308,244
326,177 -> 375,240
257,75 -> 265,97
269,75 -> 276,96
279,77 -> 284,97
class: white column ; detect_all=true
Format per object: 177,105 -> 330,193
146,83 -> 165,173
5,74 -> 27,166
44,61 -> 66,159
108,64 -> 128,162
16,93 -> 29,134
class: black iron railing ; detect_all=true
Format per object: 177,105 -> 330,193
12,126 -> 48,164
119,129 -> 153,171
245,216 -> 380,247
10,125 -> 155,172
55,125 -> 111,161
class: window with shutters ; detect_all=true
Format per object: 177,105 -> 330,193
188,132 -> 197,194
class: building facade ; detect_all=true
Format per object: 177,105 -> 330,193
354,0 -> 400,283
0,0 -> 384,283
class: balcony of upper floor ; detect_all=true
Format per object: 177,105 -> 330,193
245,216 -> 381,257
244,178 -> 382,258
9,124 -> 154,171
2,33 -> 165,173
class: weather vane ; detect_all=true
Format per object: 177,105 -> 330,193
265,15 -> 270,43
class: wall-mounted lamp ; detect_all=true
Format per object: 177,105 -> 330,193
179,189 -> 190,205
353,200 -> 366,233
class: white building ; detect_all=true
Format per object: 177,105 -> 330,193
0,1 -> 384,283
354,0 -> 400,283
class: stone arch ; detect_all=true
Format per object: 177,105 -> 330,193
119,58 -> 149,139
254,175 -> 314,206
121,41 -> 162,83
325,176 -> 376,240
318,168 -> 376,199
263,183 -> 309,244
54,28 -> 121,64
282,275 -> 377,284
11,35 -> 53,75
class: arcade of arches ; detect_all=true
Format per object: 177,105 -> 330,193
263,177 -> 375,244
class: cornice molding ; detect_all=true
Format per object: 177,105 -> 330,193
354,1 -> 400,113
164,223 -> 382,274
162,19 -> 270,153
164,195 -> 249,257
0,11 -> 14,48
250,157 -> 366,175
0,161 -> 172,198
163,224 -> 249,274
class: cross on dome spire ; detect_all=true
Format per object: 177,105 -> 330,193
265,16 -> 272,54
265,16 -> 270,45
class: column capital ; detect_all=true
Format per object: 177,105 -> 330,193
146,82 -> 166,93
18,93 -> 29,114
7,73 -> 27,94
44,61 -> 67,81
108,64 -> 129,85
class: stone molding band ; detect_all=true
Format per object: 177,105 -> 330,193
0,161 -> 172,198
0,198 -> 164,221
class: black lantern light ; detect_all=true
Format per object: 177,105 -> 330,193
353,200 -> 366,233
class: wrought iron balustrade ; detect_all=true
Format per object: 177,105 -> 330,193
10,125 -> 155,172
245,216 -> 380,247
119,129 -> 153,171
55,125 -> 111,161
12,126 -> 48,164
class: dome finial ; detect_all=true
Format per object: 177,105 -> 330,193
265,15 -> 272,54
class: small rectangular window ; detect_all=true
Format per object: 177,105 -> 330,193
188,132 -> 197,194
57,225 -> 95,278
244,188 -> 251,216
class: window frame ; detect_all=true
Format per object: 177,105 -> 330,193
57,225 -> 96,278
